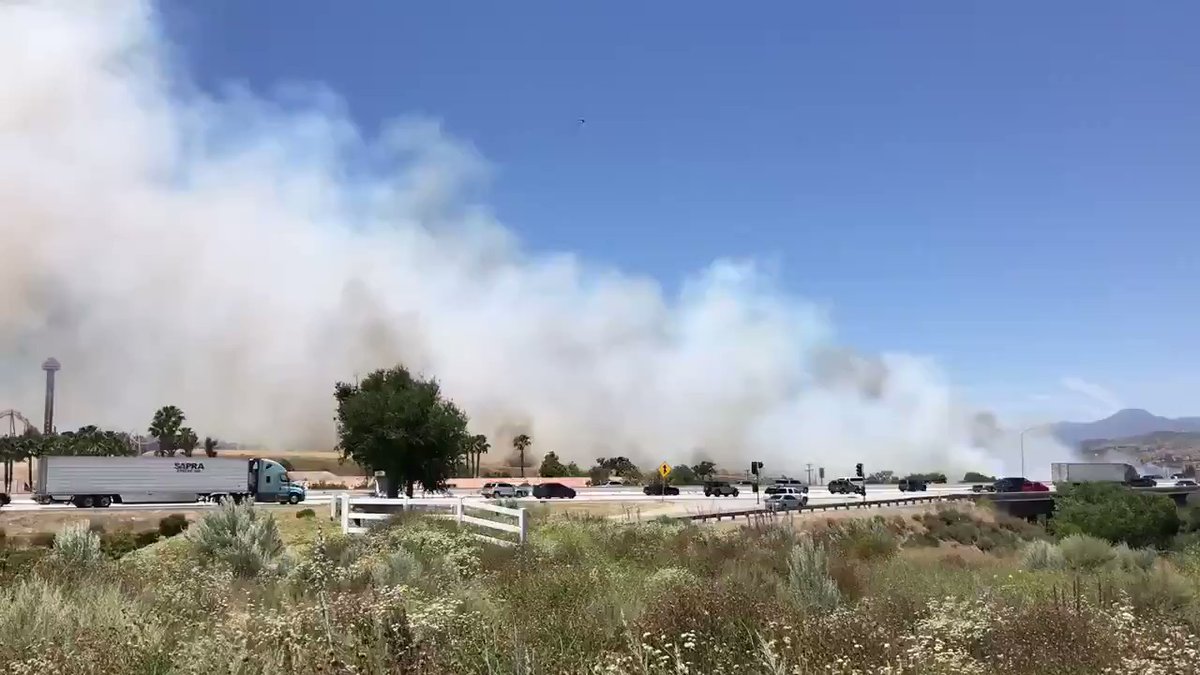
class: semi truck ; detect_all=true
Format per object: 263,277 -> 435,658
33,456 -> 306,508
1050,462 -> 1138,485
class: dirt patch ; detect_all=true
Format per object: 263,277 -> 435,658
0,508 -> 206,536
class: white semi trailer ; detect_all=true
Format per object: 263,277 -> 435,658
1050,462 -> 1138,485
33,456 -> 307,508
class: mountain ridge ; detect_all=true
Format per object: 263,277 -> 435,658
1053,408 -> 1200,448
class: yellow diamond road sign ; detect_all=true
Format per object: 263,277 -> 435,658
658,462 -> 671,478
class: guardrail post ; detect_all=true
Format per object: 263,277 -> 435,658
456,497 -> 464,524
518,508 -> 527,544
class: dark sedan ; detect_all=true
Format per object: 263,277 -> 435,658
643,484 -> 680,496
532,482 -> 577,499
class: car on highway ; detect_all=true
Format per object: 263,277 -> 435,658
481,482 -> 532,498
991,477 -> 1027,493
703,481 -> 739,497
897,478 -> 928,492
827,477 -> 865,495
765,493 -> 809,511
532,482 -> 576,499
1022,480 -> 1050,492
481,482 -> 514,498
1128,476 -> 1158,488
643,483 -> 680,496
1175,479 -> 1198,487
764,485 -> 808,496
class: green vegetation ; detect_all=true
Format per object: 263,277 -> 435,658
963,471 -> 996,483
1,503 -> 1199,673
1053,482 -> 1181,548
334,366 -> 470,497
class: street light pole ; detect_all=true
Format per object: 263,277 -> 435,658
1019,425 -> 1045,477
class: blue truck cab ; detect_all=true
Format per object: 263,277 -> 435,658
249,458 -> 307,504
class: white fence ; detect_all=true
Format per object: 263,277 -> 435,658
331,493 -> 528,546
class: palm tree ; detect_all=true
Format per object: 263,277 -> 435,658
513,433 -> 532,478
149,405 -> 185,456
470,434 -> 490,477
178,427 -> 199,457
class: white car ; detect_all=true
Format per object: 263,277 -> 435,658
765,494 -> 809,511
480,482 -> 532,498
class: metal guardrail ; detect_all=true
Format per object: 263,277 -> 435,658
684,494 -> 973,523
331,493 -> 528,545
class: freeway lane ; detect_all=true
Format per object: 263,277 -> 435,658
0,484 -> 974,514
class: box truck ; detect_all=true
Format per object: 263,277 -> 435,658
1050,462 -> 1138,485
33,456 -> 306,508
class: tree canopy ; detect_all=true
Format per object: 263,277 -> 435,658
149,405 -> 185,456
334,366 -> 470,498
538,451 -> 569,478
692,461 -> 717,480
963,471 -> 996,483
1,426 -> 137,460
1053,482 -> 1181,549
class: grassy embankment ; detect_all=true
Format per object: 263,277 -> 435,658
2,503 -> 1200,674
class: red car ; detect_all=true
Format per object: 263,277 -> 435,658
1021,480 -> 1049,492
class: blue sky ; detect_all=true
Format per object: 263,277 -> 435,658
161,1 -> 1200,421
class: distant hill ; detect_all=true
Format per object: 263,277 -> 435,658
1052,409 -> 1200,448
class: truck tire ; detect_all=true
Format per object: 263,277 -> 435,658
74,495 -> 95,508
98,495 -> 112,508
288,493 -> 300,505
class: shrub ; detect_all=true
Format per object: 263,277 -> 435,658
1122,562 -> 1194,612
370,549 -> 424,587
158,514 -> 189,538
133,531 -> 160,548
1020,539 -> 1065,570
832,519 -> 899,561
186,500 -> 283,577
1059,534 -> 1115,570
50,522 -> 103,569
1053,482 -> 1180,548
785,537 -> 840,610
1111,543 -> 1157,572
295,508 -> 316,519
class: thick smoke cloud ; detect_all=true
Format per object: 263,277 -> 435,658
0,1 -> 1051,477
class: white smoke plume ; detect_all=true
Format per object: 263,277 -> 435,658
0,1 -> 1048,477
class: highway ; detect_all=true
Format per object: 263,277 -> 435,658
0,483 -> 979,514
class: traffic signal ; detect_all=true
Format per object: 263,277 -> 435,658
855,463 -> 864,478
750,461 -> 764,476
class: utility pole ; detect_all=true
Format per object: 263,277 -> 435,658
805,463 -> 814,485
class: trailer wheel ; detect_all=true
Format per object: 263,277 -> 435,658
288,493 -> 300,505
98,495 -> 112,508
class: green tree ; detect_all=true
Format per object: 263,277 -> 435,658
565,461 -> 582,476
692,460 -> 717,480
866,470 -> 896,484
178,427 -> 199,457
963,471 -> 995,483
334,366 -> 470,498
587,463 -> 609,485
512,434 -> 532,478
203,437 -> 219,458
1053,482 -> 1181,549
905,472 -> 948,483
149,405 -> 185,457
538,451 -> 569,478
670,464 -> 697,485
